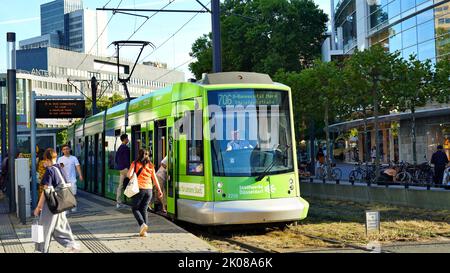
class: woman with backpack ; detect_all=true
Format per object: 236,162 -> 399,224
127,149 -> 163,237
33,148 -> 80,253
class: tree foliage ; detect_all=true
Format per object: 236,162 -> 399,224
433,57 -> 450,104
189,0 -> 328,79
85,92 -> 125,116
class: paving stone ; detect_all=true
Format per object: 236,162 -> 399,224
2,190 -> 216,253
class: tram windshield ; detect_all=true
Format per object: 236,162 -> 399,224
207,89 -> 294,177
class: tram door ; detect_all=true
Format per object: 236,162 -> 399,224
166,117 -> 176,217
140,121 -> 154,163
131,125 -> 141,162
94,133 -> 105,196
86,135 -> 95,193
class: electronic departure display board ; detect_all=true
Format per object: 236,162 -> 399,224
36,100 -> 85,119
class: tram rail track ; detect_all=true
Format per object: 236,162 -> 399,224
176,219 -> 389,253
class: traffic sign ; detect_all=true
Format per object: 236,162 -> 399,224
365,210 -> 380,235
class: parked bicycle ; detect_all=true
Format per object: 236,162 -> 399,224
317,163 -> 342,180
348,161 -> 376,183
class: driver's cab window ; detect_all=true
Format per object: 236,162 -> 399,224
187,110 -> 203,175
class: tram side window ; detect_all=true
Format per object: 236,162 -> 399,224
106,129 -> 115,169
186,110 -> 203,175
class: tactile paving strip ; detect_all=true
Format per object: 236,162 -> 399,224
71,223 -> 113,253
0,214 -> 25,253
77,191 -> 114,207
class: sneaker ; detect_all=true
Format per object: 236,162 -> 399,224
142,232 -> 148,237
67,247 -> 81,253
116,203 -> 122,209
139,223 -> 148,236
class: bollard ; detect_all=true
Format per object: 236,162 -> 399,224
18,186 -> 26,225
404,182 -> 409,189
351,179 -> 354,186
309,177 -> 313,183
322,178 -> 326,184
336,179 -> 340,185
427,183 -> 431,190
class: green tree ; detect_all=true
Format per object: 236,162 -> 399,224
310,60 -> 343,178
391,55 -> 433,165
343,54 -> 374,162
433,57 -> 450,104
277,61 -> 343,178
275,68 -> 326,176
85,92 -> 125,115
189,0 -> 328,78
56,129 -> 68,146
342,45 -> 397,181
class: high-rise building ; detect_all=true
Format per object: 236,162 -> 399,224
65,9 -> 108,55
41,0 -> 83,37
20,0 -> 107,55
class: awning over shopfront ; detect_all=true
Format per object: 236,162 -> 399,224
329,107 -> 450,133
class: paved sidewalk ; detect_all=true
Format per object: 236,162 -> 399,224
1,190 -> 216,253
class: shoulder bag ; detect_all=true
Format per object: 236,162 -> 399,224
43,166 -> 77,214
124,162 -> 145,198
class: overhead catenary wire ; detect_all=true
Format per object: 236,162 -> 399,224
151,56 -> 196,82
141,1 -> 211,62
92,0 -> 176,75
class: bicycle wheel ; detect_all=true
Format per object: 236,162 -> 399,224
396,171 -> 412,183
349,170 -> 362,182
417,169 -> 433,184
363,170 -> 376,183
316,167 -> 325,179
331,168 -> 342,180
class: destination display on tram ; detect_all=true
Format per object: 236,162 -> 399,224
212,90 -> 283,107
36,100 -> 85,118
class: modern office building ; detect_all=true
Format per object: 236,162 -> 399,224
0,50 -> 184,153
0,71 -> 83,153
41,0 -> 83,37
19,0 -> 108,55
323,0 -> 450,61
16,47 -> 184,98
322,0 -> 450,163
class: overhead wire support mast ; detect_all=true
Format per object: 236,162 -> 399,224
97,0 -> 223,73
112,40 -> 154,101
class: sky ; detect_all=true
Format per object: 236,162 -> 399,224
0,0 -> 331,80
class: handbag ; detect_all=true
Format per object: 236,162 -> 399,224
43,166 -> 77,214
31,217 -> 44,243
124,162 -> 145,198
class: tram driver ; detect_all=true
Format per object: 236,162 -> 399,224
226,130 -> 254,151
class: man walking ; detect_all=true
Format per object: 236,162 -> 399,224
431,145 -> 449,185
57,144 -> 83,212
115,134 -> 130,208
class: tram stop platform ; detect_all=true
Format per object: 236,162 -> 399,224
0,190 -> 217,253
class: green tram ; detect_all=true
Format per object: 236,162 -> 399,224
67,72 -> 309,225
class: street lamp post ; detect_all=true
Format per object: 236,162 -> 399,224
211,0 -> 222,73
7,32 -> 17,212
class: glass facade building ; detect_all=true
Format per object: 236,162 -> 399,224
41,0 -> 83,36
325,0 -> 450,164
22,0 -> 107,55
332,0 -> 450,62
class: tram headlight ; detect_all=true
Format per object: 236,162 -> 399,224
289,178 -> 295,191
217,182 -> 223,189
